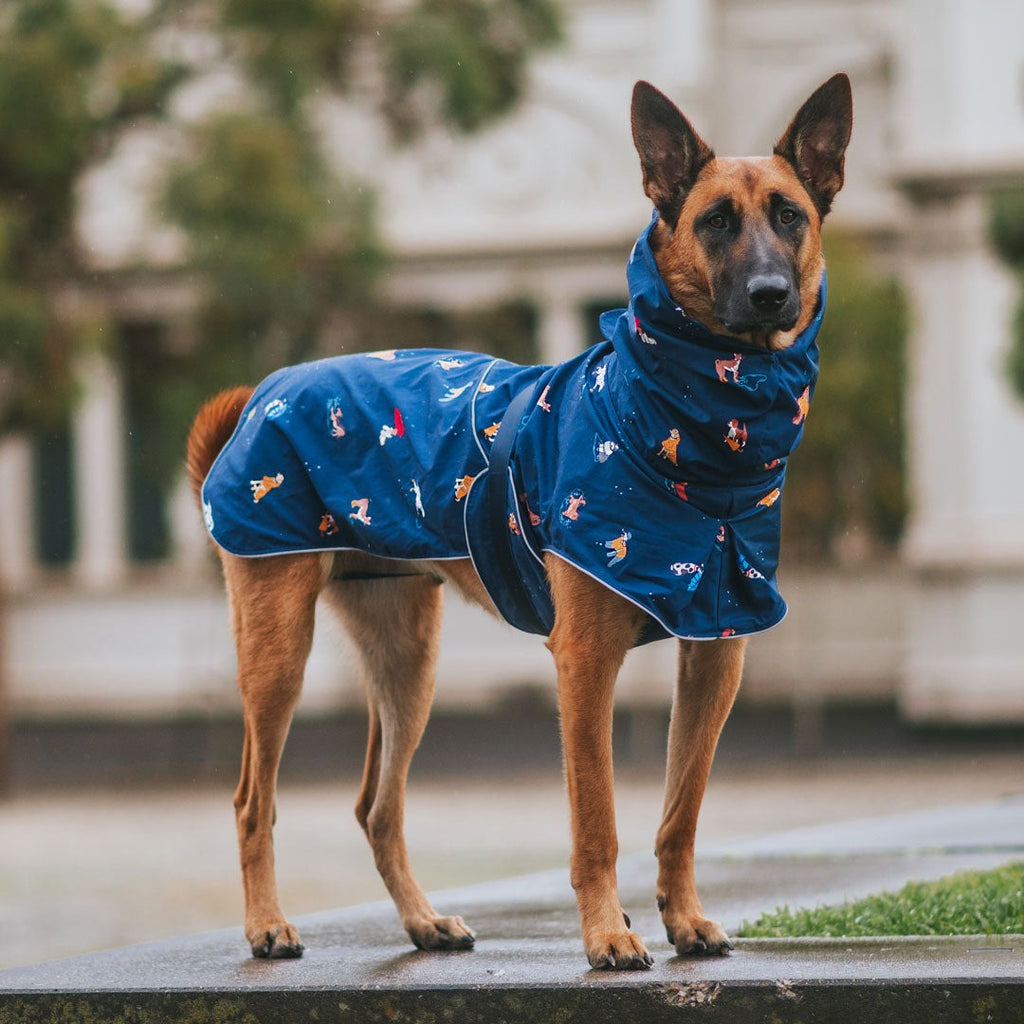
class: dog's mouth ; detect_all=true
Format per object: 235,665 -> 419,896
722,315 -> 800,350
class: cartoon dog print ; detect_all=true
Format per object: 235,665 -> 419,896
328,401 -> 346,438
605,530 -> 632,566
594,437 -> 620,464
441,384 -> 472,403
669,561 -> 704,592
560,489 -> 587,525
379,408 -> 405,446
250,473 -> 284,503
737,553 -> 765,580
410,479 -> 426,518
659,428 -> 681,465
634,317 -> 657,345
453,475 -> 477,502
349,498 -> 372,525
792,385 -> 811,425
724,420 -> 748,452
520,494 -> 542,527
714,353 -> 767,392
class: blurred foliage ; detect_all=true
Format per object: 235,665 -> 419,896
782,234 -> 908,561
0,0 -> 188,431
0,0 -> 561,470
989,187 -> 1024,396
380,0 -> 562,137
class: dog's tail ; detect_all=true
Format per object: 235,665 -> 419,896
185,386 -> 254,501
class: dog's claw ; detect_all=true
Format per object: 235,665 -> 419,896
252,939 -> 304,959
409,914 -> 476,951
586,930 -> 653,971
661,912 -> 733,957
675,931 -> 733,957
590,950 -> 653,971
249,923 -> 304,960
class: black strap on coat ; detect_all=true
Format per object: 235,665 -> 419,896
483,382 -> 551,636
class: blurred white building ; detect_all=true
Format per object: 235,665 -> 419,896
3,0 -> 1024,724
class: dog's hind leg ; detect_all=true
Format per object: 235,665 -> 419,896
325,569 -> 475,951
226,551 -> 331,959
655,637 -> 745,956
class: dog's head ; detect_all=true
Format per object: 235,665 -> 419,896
631,74 -> 852,351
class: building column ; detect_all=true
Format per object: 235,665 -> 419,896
168,469 -> 212,581
72,352 -> 128,589
899,185 -> 1024,722
893,0 -> 1024,723
0,435 -> 36,592
536,288 -> 586,366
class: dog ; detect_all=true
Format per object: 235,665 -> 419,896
186,73 -> 851,970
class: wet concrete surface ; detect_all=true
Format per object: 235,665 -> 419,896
1,795 -> 1022,1022
4,749 -> 1023,969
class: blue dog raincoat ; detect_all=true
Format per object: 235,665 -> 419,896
202,213 -> 825,643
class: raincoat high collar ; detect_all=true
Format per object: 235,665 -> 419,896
597,211 -> 826,489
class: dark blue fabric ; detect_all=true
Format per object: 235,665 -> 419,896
480,380 -> 554,635
202,212 -> 825,641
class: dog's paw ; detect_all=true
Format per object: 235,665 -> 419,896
408,914 -> 476,951
664,915 -> 733,957
585,930 -> 654,971
248,921 -> 305,959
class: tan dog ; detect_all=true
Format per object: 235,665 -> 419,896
187,74 -> 851,970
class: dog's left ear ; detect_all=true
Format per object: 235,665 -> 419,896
774,73 -> 853,220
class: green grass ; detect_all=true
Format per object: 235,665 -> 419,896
737,862 -> 1024,938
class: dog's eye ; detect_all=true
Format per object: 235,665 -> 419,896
707,213 -> 728,230
779,208 -> 798,225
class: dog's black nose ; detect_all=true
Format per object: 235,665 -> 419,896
747,274 -> 791,313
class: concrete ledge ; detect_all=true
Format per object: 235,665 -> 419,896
3,798 -> 1021,1022
2,859 -> 1020,1024
1,933 -> 1021,1023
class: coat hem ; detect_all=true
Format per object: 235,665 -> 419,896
542,550 -> 788,641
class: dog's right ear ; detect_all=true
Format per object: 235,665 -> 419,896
631,81 -> 714,229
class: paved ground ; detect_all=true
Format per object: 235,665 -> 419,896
2,778 -> 1022,1023
1,748 -> 1021,970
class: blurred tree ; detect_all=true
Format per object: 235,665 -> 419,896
0,0 -> 561,450
0,0 -> 189,432
0,0 -> 186,787
0,0 -> 560,779
989,187 -> 1024,396
148,0 -> 562,492
782,234 -> 908,561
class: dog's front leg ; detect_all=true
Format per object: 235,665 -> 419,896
656,637 -> 745,955
545,557 -> 652,970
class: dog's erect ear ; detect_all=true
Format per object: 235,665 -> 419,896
774,73 -> 853,220
631,81 -> 714,228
